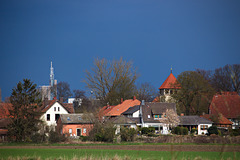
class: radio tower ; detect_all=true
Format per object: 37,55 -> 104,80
50,61 -> 56,100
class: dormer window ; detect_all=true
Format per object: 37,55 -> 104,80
154,114 -> 162,119
54,107 -> 56,111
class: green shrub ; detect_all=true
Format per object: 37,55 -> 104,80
207,126 -> 219,136
190,128 -> 198,135
79,136 -> 89,142
172,127 -> 188,135
229,129 -> 240,136
120,127 -> 137,142
140,127 -> 155,135
48,131 -> 66,143
31,133 -> 46,143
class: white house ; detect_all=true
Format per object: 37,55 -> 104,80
178,116 -> 213,135
41,99 -> 74,130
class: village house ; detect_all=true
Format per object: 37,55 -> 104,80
100,96 -> 141,118
40,98 -> 75,131
178,115 -> 213,135
57,114 -> 94,137
209,92 -> 240,129
141,102 -> 178,134
0,103 -> 12,141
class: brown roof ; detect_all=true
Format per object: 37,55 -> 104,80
142,102 -> 176,123
105,98 -> 141,116
209,92 -> 240,119
201,114 -> 232,125
41,99 -> 75,113
159,73 -> 180,89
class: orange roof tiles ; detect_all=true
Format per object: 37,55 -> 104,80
159,73 -> 180,89
99,105 -> 116,118
209,92 -> 240,119
104,98 -> 141,116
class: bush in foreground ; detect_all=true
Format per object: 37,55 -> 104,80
172,126 -> 188,135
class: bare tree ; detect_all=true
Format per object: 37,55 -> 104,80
84,58 -> 137,105
136,82 -> 158,102
57,81 -> 72,102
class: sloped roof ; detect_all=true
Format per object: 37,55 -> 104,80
122,105 -> 140,115
209,92 -> 240,119
0,103 -> 12,119
201,114 -> 232,125
159,73 -> 180,89
59,114 -> 94,124
41,99 -> 74,113
111,115 -> 136,124
152,96 -> 160,102
179,116 -> 213,125
99,105 -> 116,117
105,98 -> 141,116
142,102 -> 177,123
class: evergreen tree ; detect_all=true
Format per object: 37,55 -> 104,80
8,79 -> 42,142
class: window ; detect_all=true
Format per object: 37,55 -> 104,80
154,114 -> 162,119
55,114 -> 60,121
83,128 -> 87,134
54,107 -> 56,111
148,115 -> 150,118
77,128 -> 82,136
78,116 -> 82,120
69,128 -> 72,134
47,114 -> 50,121
58,107 -> 60,111
200,125 -> 208,130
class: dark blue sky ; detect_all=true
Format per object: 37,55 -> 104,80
1,0 -> 240,100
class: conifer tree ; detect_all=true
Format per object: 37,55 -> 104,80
8,79 -> 42,142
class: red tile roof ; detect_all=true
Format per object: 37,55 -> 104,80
99,105 -> 116,118
159,73 -> 180,89
104,98 -> 141,116
201,114 -> 232,125
209,92 -> 240,119
0,103 -> 12,119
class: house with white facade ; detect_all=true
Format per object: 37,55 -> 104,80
40,98 -> 74,130
178,115 -> 213,135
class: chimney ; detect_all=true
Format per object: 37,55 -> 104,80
133,96 -> 136,100
60,97 -> 63,103
180,113 -> 184,116
121,98 -> 123,104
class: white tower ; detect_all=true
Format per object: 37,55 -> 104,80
50,61 -> 56,100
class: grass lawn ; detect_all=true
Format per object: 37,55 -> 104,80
0,148 -> 239,160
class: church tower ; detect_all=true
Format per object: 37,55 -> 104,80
159,68 -> 180,102
50,61 -> 57,100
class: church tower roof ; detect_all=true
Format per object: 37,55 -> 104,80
159,72 -> 180,89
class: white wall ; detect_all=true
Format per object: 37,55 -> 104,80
41,102 -> 69,128
198,124 -> 212,135
133,110 -> 140,118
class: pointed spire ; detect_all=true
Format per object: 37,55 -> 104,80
171,65 -> 172,73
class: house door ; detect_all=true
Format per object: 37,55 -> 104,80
77,128 -> 82,136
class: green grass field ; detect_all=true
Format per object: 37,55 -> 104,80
0,148 -> 239,160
